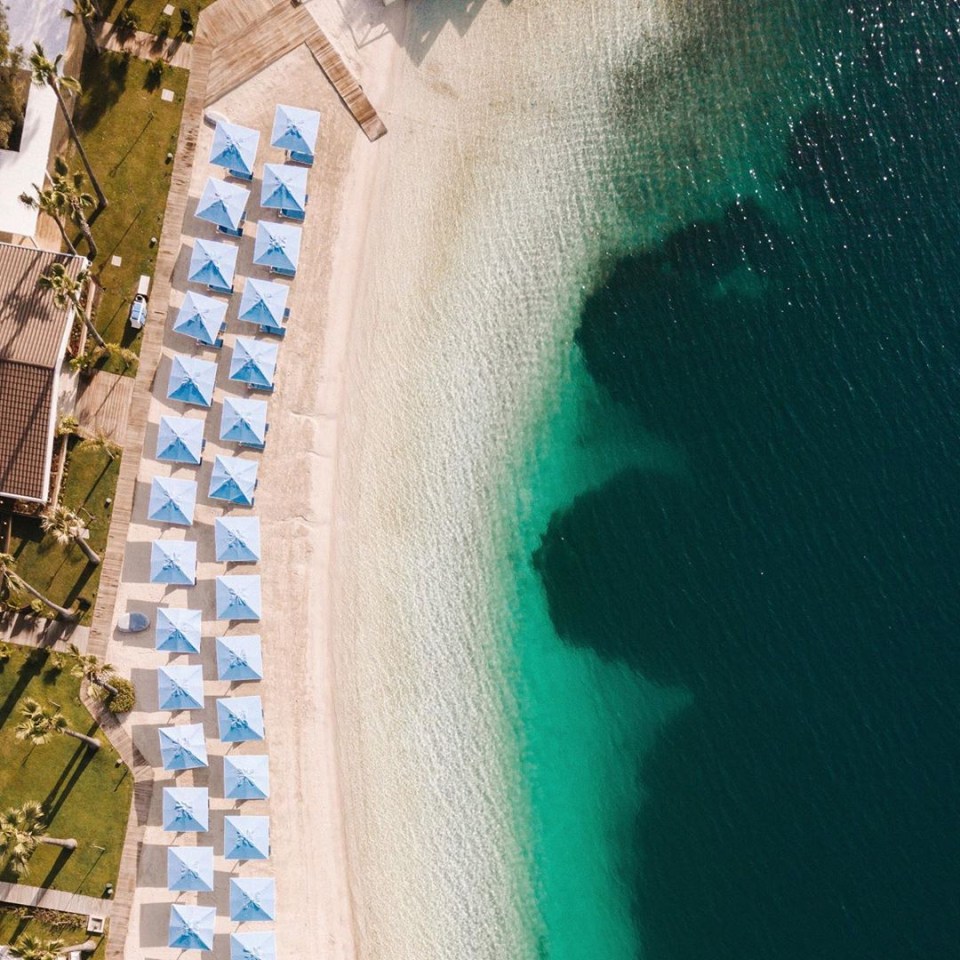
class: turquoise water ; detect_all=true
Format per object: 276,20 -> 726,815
506,2 -> 960,958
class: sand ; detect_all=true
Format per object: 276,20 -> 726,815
101,3 -> 407,957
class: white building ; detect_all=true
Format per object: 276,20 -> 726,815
0,0 -> 75,238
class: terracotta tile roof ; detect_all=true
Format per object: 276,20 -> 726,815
0,242 -> 88,502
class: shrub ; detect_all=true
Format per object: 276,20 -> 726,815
104,675 -> 136,714
145,59 -> 165,91
116,8 -> 140,37
156,14 -> 171,38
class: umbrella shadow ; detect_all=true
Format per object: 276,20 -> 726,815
138,901 -> 170,948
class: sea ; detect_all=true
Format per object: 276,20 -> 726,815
334,2 -> 960,959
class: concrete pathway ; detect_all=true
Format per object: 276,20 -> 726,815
96,23 -> 194,70
0,880 -> 112,918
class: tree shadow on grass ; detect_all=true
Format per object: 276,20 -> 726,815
73,52 -> 130,135
36,845 -> 75,891
0,651 -> 47,729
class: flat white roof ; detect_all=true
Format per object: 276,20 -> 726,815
0,0 -> 74,237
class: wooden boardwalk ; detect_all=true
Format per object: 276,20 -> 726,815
202,0 -> 387,141
0,880 -> 113,918
74,371 -> 135,443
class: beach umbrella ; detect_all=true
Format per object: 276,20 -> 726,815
216,696 -> 265,742
169,904 -> 216,952
253,220 -> 301,276
150,539 -> 197,585
210,120 -> 260,179
223,754 -> 270,800
167,846 -> 215,892
156,415 -> 205,465
215,575 -> 262,621
229,337 -> 278,391
229,876 -> 276,921
173,291 -> 228,346
188,237 -> 238,292
196,176 -> 249,234
167,354 -> 217,408
158,724 -> 208,770
220,396 -> 269,448
147,476 -> 198,527
230,931 -> 276,960
155,606 -> 202,653
162,787 -> 209,832
223,815 -> 270,860
209,455 -> 259,506
215,634 -> 263,682
271,104 -> 320,161
157,664 -> 205,711
237,277 -> 288,332
215,516 -> 262,563
261,163 -> 308,218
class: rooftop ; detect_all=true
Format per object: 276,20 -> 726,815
0,241 -> 87,502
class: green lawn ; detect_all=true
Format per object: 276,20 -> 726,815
69,51 -> 188,361
0,907 -> 106,960
101,0 -> 213,36
0,643 -> 131,900
8,440 -> 121,625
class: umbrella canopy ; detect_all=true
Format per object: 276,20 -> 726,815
150,539 -> 197,585
169,904 -> 216,952
147,476 -> 198,527
155,606 -> 202,653
253,220 -> 301,275
173,291 -> 228,346
215,516 -> 262,563
230,931 -> 276,960
271,104 -> 320,159
156,415 -> 205,464
229,876 -> 276,921
215,634 -> 263,682
157,664 -> 205,711
237,277 -> 288,331
209,455 -> 259,506
196,176 -> 249,233
168,846 -> 215,892
220,396 -> 269,448
216,696 -> 265,742
188,237 -> 238,292
229,337 -> 278,390
261,163 -> 307,216
162,787 -> 209,832
215,575 -> 262,621
158,724 -> 208,770
223,815 -> 270,860
223,754 -> 270,800
210,120 -> 260,178
167,354 -> 217,408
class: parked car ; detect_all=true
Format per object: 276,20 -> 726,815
129,293 -> 148,329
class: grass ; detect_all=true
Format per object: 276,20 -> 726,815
69,51 -> 188,368
100,0 -> 213,36
8,439 -> 121,626
0,643 -> 131,900
0,907 -> 106,960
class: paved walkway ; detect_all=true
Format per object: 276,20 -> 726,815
96,23 -> 194,70
0,880 -> 112,919
0,612 -> 88,651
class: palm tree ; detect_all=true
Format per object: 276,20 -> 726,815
15,697 -> 101,751
0,553 -> 77,621
69,642 -> 119,697
13,934 -> 66,960
80,428 -> 120,460
61,0 -> 102,53
0,801 -> 77,878
29,43 -> 107,214
50,156 -> 98,260
41,505 -> 101,566
37,262 -> 105,349
18,184 -> 78,255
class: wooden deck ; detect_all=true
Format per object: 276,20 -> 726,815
74,371 -> 135,443
202,0 -> 387,141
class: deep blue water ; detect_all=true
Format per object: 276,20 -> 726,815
532,2 -> 960,957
